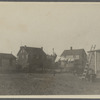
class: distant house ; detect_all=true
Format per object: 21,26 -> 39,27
0,53 -> 16,71
46,48 -> 57,68
46,53 -> 57,64
17,46 -> 47,72
46,54 -> 57,67
60,47 -> 87,71
88,49 -> 100,74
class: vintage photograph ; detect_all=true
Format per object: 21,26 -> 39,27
0,2 -> 100,95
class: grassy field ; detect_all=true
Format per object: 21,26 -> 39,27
0,72 -> 100,95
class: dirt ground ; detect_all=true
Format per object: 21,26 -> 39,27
0,73 -> 100,95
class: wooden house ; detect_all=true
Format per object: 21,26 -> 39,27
0,53 -> 16,72
17,46 -> 47,72
60,47 -> 87,72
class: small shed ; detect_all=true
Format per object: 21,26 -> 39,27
0,53 -> 16,72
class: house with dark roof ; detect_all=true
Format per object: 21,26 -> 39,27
17,46 -> 47,72
0,53 -> 16,72
60,47 -> 87,72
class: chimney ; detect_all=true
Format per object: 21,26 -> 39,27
70,47 -> 73,50
20,45 -> 25,49
53,48 -> 54,52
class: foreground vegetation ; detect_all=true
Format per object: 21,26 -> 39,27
0,73 -> 100,95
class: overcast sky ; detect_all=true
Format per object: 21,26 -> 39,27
0,2 -> 100,56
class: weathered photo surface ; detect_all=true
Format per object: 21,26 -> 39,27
0,2 -> 100,95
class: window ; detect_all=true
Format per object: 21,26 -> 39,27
22,49 -> 25,53
22,55 -> 24,59
75,55 -> 79,59
66,55 -> 73,59
26,54 -> 28,59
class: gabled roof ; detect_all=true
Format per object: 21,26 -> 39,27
17,46 -> 46,56
61,49 -> 86,57
0,53 -> 16,59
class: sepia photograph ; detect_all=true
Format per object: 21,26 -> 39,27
0,2 -> 100,96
